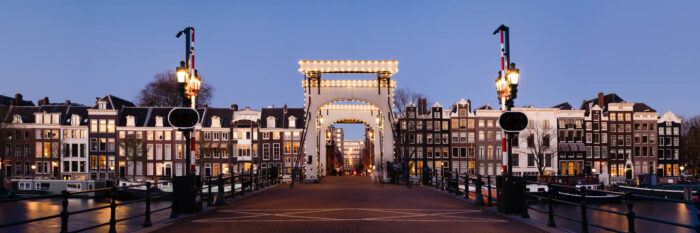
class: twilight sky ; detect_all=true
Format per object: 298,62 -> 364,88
2,1 -> 699,139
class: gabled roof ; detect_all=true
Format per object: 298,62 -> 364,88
62,106 -> 90,126
477,104 -> 494,110
633,103 -> 656,113
92,95 -> 135,110
2,106 -> 38,124
201,107 -> 234,127
118,107 -> 150,127
552,102 -> 574,110
260,107 -> 305,129
145,107 -> 174,127
658,111 -> 682,123
580,93 -> 624,111
0,95 -> 34,106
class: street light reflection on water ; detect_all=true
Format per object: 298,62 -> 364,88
0,198 -> 171,233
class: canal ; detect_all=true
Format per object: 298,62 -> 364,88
0,197 -> 172,233
528,199 -> 698,233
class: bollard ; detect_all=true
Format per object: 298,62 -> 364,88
547,183 -> 556,227
207,176 -> 213,206
626,193 -> 636,233
487,175 -> 493,206
215,175 -> 225,206
170,184 -> 178,218
464,173 -> 470,200
475,174 -> 484,206
60,190 -> 69,233
522,180 -> 530,219
109,186 -> 117,233
580,187 -> 588,233
144,182 -> 152,227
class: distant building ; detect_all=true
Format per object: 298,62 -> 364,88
657,111 -> 681,178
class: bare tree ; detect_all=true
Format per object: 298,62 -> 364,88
393,88 -> 427,115
119,134 -> 148,181
522,121 -> 558,177
682,115 -> 700,176
137,71 -> 214,107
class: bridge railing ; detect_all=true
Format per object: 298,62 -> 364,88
0,170 -> 281,233
0,181 -> 173,233
523,181 -> 700,233
427,172 -> 497,206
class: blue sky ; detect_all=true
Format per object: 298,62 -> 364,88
2,1 -> 699,139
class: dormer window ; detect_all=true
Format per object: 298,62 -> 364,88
267,116 -> 276,128
71,114 -> 80,126
211,116 -> 221,128
126,115 -> 136,127
35,113 -> 43,124
288,116 -> 296,128
12,114 -> 22,124
155,116 -> 164,127
98,101 -> 107,110
52,114 -> 60,124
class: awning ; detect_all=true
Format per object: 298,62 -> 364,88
574,143 -> 586,152
558,143 -> 570,152
219,143 -> 228,149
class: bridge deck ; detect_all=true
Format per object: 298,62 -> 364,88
154,176 -> 544,233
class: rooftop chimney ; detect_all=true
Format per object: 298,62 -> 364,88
597,92 -> 605,108
12,93 -> 23,106
230,104 -> 238,111
38,97 -> 50,106
65,100 -> 71,105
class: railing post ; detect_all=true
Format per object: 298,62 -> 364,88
475,174 -> 484,206
580,187 -> 588,233
60,190 -> 69,233
464,173 -> 470,200
487,175 -> 493,206
109,186 -> 117,233
626,193 -> 635,233
207,176 -> 213,206
170,183 -> 178,218
144,182 -> 152,227
522,179 -> 530,219
215,174 -> 225,206
695,199 -> 700,233
547,183 -> 556,227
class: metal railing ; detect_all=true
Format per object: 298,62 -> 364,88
428,171 -> 497,206
0,170 -> 281,233
523,181 -> 700,233
0,181 -> 172,233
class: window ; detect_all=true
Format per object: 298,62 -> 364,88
164,144 -> 172,160
263,144 -> 270,160
512,154 -> 519,167
204,132 -> 211,140
478,146 -> 484,159
478,131 -> 484,140
147,144 -> 154,160
90,120 -> 98,133
156,144 -> 163,160
527,134 -> 534,147
527,154 -> 534,167
273,143 -> 280,159
460,132 -> 466,143
468,132 -> 475,143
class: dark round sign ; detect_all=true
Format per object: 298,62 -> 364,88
168,108 -> 200,129
499,111 -> 528,132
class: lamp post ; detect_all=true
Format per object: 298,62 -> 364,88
31,164 -> 37,184
376,114 -> 384,183
494,24 -> 520,176
175,27 -> 202,176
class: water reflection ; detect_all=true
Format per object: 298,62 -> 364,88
0,198 -> 172,233
528,200 -> 698,233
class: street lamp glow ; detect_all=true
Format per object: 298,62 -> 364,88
375,115 -> 381,125
680,166 -> 685,171
495,77 -> 508,93
31,165 -> 36,170
176,61 -> 188,83
592,168 -> 597,174
508,68 -> 519,85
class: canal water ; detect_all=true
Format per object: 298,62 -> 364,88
0,197 -> 172,233
528,200 -> 698,233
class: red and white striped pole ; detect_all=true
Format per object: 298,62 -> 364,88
499,28 -> 509,174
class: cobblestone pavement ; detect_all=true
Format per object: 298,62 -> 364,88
153,176 -> 544,233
